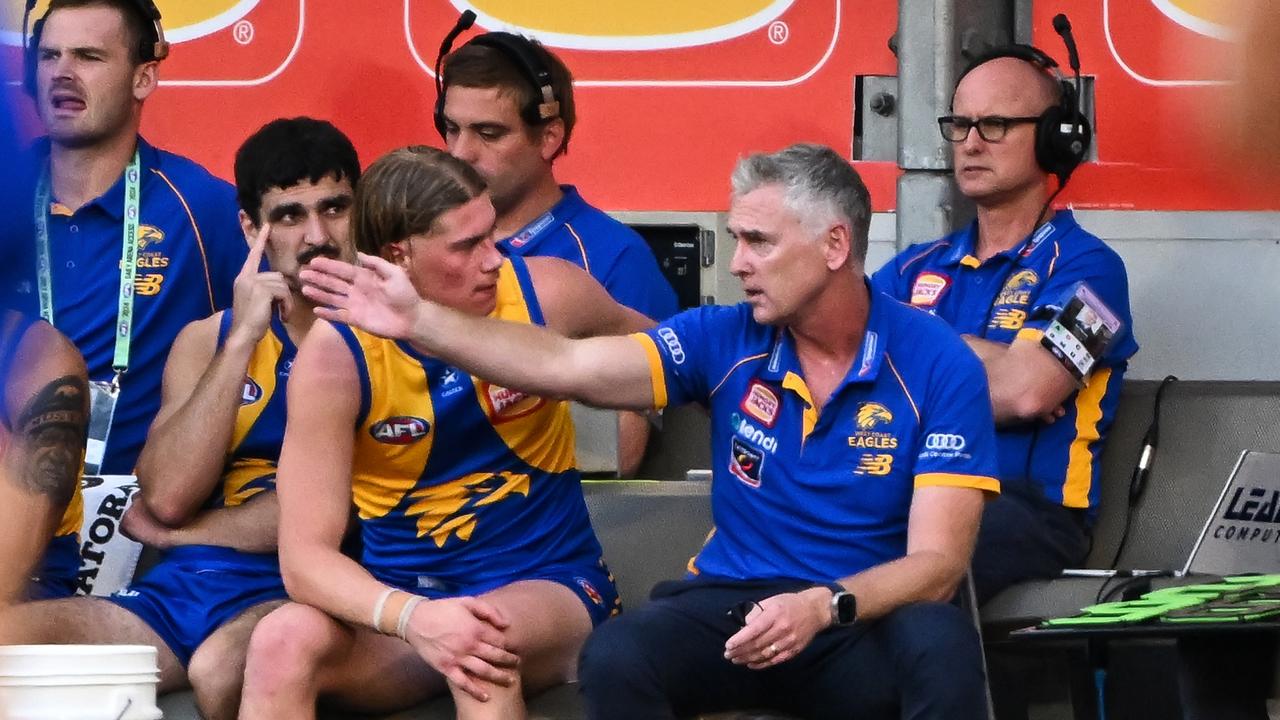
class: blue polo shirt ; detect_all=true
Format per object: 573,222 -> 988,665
4,137 -> 245,474
498,185 -> 677,320
630,291 -> 999,583
871,210 -> 1138,517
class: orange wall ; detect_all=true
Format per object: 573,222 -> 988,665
10,1 -> 1278,212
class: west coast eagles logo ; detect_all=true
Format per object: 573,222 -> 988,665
994,270 -> 1039,307
856,402 -> 893,430
849,402 -> 898,451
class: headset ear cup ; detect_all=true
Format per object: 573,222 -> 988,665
1036,104 -> 1091,183
1034,105 -> 1065,176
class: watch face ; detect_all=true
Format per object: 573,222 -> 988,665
835,592 -> 857,624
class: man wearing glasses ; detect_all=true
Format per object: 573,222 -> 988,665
872,49 -> 1137,604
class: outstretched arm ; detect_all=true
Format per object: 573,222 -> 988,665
302,254 -> 657,411
0,321 -> 88,605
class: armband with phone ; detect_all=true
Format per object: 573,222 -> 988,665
1035,282 -> 1123,381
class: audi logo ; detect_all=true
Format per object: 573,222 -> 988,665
924,433 -> 966,451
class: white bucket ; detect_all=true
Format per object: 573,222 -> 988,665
0,645 -> 161,720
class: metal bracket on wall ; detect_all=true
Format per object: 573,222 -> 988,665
855,75 -> 899,162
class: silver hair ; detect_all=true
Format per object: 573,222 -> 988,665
730,143 -> 871,263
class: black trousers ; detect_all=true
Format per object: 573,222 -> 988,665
578,577 -> 989,720
971,486 -> 1091,605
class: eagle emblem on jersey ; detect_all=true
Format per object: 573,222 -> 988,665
403,472 -> 531,547
856,402 -> 893,430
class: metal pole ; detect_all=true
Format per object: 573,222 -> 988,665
895,0 -> 1018,250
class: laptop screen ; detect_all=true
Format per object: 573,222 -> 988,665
1184,450 -> 1280,576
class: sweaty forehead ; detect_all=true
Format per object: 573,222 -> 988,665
953,57 -> 1059,116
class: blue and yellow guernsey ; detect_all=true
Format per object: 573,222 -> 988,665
630,290 -> 1000,583
0,311 -> 84,597
210,310 -> 296,510
334,257 -> 605,593
871,210 -> 1138,519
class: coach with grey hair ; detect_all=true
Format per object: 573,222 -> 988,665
297,143 -> 1002,719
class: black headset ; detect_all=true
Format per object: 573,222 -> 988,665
432,10 -> 562,140
953,14 -> 1092,185
22,0 -> 170,98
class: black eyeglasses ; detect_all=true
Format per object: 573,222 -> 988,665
937,115 -> 1041,143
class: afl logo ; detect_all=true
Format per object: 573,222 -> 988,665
924,433 -> 967,451
370,416 -> 431,445
240,377 -> 262,405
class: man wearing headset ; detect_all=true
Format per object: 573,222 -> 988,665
872,47 -> 1138,603
5,0 -> 245,478
436,30 -> 678,477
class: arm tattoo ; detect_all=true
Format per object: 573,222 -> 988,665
11,374 -> 87,507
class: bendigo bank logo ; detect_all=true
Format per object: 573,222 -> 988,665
370,416 -> 431,445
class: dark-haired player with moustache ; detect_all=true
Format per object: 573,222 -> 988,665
872,49 -> 1137,603
239,146 -> 651,720
0,117 -> 359,720
0,313 -> 88,605
6,0 -> 245,477
439,31 -> 677,476
295,143 -> 1000,720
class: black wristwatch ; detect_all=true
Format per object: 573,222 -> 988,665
823,582 -> 857,626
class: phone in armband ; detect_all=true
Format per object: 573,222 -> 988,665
1038,282 -> 1123,382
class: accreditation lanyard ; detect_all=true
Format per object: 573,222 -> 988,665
34,150 -> 141,387
34,152 -> 142,474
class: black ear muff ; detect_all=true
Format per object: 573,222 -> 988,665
1035,87 -> 1092,185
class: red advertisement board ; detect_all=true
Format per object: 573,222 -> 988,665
5,1 -> 1276,212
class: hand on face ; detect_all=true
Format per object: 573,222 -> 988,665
227,223 -> 292,347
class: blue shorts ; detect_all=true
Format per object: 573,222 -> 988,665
380,557 -> 621,627
108,545 -> 287,666
29,534 -> 80,600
